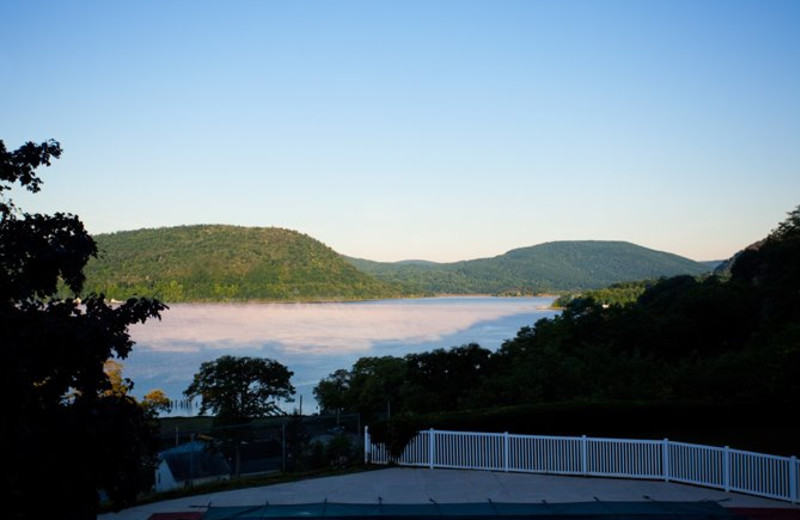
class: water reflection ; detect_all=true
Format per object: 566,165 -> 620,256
124,296 -> 559,415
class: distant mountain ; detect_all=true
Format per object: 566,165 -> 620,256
347,241 -> 711,294
83,225 -> 404,302
700,260 -> 724,271
82,227 -> 712,302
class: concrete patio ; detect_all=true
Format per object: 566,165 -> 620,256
98,467 -> 799,520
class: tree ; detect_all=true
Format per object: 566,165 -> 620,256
1,139 -> 166,519
184,355 -> 295,425
347,356 -> 407,421
103,359 -> 134,396
184,355 -> 295,478
404,343 -> 492,412
141,388 -> 172,417
769,205 -> 800,242
104,360 -> 173,416
313,368 -> 351,416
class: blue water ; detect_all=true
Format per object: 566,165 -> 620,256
123,296 -> 559,415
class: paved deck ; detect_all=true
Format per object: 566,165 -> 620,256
98,467 -> 799,520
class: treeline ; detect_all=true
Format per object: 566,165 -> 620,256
315,206 -> 800,424
553,280 -> 652,307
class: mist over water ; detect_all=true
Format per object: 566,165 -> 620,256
124,296 -> 559,415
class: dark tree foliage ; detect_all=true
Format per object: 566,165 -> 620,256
553,280 -> 653,308
313,345 -> 494,423
404,344 -> 491,413
313,368 -> 351,415
184,355 -> 295,425
1,139 -> 166,520
729,205 -> 800,396
347,356 -> 408,419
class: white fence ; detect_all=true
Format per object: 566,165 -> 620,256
364,428 -> 799,503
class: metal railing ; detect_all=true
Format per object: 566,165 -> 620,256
364,428 -> 799,503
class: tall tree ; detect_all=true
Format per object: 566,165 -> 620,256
184,355 -> 296,478
1,139 -> 166,520
313,368 -> 351,416
184,355 -> 295,425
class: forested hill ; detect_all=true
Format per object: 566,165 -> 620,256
83,227 -> 710,302
83,225 -> 405,302
347,241 -> 710,294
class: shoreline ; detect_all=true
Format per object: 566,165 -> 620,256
125,293 -> 559,306
148,295 -> 559,310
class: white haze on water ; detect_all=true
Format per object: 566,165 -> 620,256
130,297 -> 556,354
124,296 -> 559,414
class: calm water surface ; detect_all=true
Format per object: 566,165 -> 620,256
124,296 -> 559,415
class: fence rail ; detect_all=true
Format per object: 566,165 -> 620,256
364,428 -> 799,504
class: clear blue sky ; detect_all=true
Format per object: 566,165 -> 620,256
2,0 -> 798,262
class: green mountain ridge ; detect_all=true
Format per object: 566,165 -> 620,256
347,240 -> 710,294
83,225 -> 405,302
82,226 -> 711,302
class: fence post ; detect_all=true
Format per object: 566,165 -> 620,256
364,426 -> 370,465
790,456 -> 797,504
581,435 -> 588,475
504,432 -> 510,472
723,446 -> 731,492
429,429 -> 436,469
663,439 -> 670,482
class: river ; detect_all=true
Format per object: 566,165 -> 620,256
124,296 -> 559,415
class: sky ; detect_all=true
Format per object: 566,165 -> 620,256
2,0 -> 798,263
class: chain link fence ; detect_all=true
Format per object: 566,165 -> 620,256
155,414 -> 361,490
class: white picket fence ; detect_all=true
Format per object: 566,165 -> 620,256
364,428 -> 800,503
